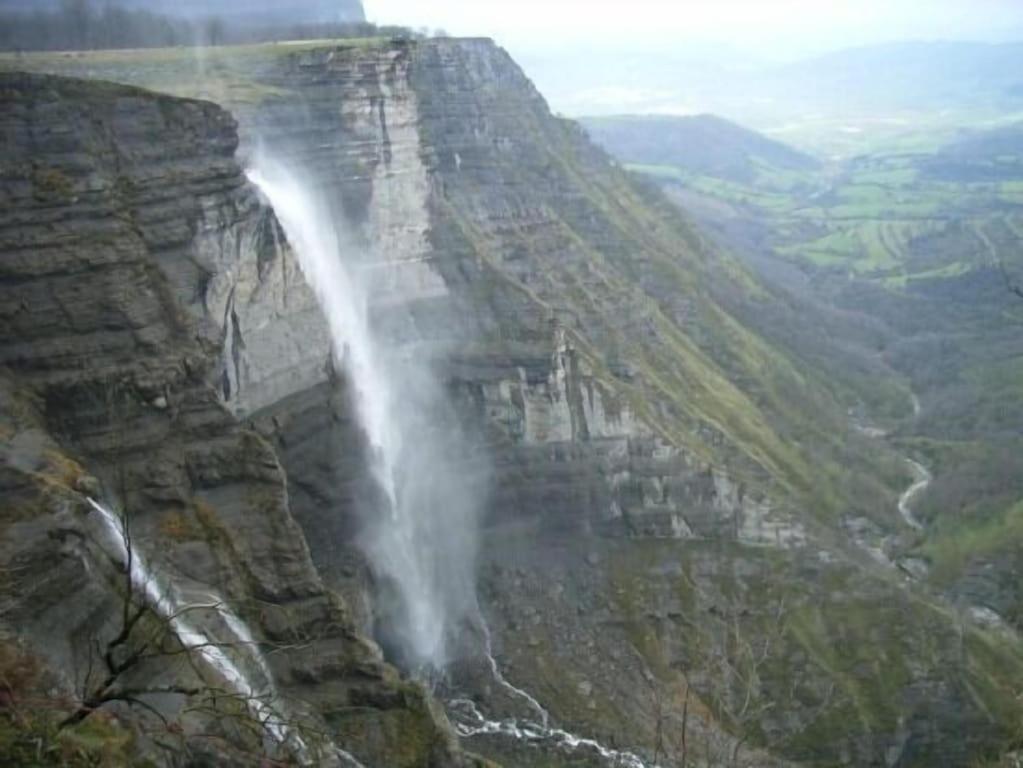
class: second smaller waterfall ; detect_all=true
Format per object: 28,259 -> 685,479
86,498 -> 307,759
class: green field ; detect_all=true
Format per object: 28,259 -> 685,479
0,38 -> 389,105
628,140 -> 1023,287
618,115 -> 1023,617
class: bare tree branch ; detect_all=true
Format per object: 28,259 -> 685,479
60,684 -> 202,729
643,590 -> 791,767
62,508 -> 265,739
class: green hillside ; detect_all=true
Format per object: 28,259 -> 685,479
6,42 -> 1023,766
581,114 -> 820,184
592,112 -> 1023,639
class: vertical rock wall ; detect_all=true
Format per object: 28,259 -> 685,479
0,72 -> 464,768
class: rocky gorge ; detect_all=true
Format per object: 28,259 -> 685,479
2,38 -> 1023,767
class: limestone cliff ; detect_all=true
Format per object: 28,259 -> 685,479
5,40 -> 1023,768
0,72 -> 463,767
216,40 -> 1023,766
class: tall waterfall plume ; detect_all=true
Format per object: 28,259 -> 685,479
246,153 -> 481,672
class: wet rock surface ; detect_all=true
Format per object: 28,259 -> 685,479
0,72 -> 463,767
214,41 -> 1023,767
4,42 -> 1023,768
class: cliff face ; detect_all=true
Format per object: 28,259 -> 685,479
205,39 -> 817,548
5,41 -> 1023,768
208,41 -> 1023,766
0,72 -> 460,768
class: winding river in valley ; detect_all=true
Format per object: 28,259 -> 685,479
851,389 -> 933,566
896,392 -> 931,533
897,459 -> 932,531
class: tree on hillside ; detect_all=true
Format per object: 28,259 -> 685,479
638,591 -> 797,768
203,17 -> 226,47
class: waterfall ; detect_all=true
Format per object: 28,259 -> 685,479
245,154 -> 662,766
244,153 -> 660,767
246,154 -> 479,671
86,499 -> 308,759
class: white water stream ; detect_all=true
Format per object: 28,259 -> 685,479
448,694 -> 654,768
897,459 -> 931,531
851,391 -> 932,539
438,619 -> 655,767
898,391 -> 930,530
480,622 -> 550,728
86,499 -> 309,759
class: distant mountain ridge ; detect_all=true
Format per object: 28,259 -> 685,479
923,120 -> 1023,181
532,40 -> 1023,126
580,113 -> 820,183
773,40 -> 1023,111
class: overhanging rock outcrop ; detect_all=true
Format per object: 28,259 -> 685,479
0,71 -> 466,768
5,40 -> 1023,768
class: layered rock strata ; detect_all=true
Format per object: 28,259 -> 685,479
5,40 -> 1023,768
0,72 -> 463,768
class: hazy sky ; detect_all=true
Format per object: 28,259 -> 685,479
363,0 -> 1023,58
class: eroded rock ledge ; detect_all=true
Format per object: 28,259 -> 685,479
0,72 -> 465,768
4,39 -> 1023,768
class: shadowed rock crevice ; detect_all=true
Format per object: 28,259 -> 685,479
4,38 -> 1023,768
0,71 -> 468,768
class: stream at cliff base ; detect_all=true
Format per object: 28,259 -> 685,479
448,694 -> 654,768
445,628 -> 655,768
